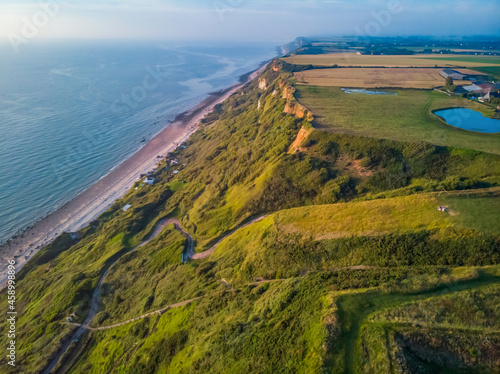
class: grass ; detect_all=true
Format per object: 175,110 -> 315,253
274,194 -> 451,240
207,190 -> 499,284
440,194 -> 500,235
469,66 -> 500,81
170,180 -> 187,192
294,68 -> 457,89
282,54 -> 500,67
424,56 -> 500,66
331,269 -> 500,374
69,278 -> 331,374
295,85 -> 500,155
67,268 -> 500,374
2,59 -> 500,373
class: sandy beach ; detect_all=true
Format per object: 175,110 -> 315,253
0,63 -> 268,288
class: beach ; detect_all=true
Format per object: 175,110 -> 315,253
0,63 -> 268,288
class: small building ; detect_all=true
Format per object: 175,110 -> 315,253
172,170 -> 179,175
122,204 -> 132,212
463,84 -> 482,93
144,177 -> 155,185
481,90 -> 500,102
440,68 -> 465,80
477,83 -> 500,93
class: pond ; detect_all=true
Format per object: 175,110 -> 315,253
341,88 -> 397,96
434,108 -> 500,134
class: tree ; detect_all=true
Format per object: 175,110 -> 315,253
444,76 -> 456,92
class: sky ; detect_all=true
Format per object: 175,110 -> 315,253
0,0 -> 499,44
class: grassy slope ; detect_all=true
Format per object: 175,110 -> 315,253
70,278 -> 331,374
295,86 -> 500,155
1,60 -> 500,373
442,193 -> 500,235
331,269 -> 500,374
274,194 -> 452,239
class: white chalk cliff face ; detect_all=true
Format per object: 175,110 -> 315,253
258,77 -> 268,90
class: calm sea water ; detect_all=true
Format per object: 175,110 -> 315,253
0,40 -> 278,244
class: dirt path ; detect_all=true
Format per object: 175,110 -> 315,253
62,265 -> 377,333
192,215 -> 269,260
43,218 -> 178,374
63,295 -> 206,332
44,215 -> 267,372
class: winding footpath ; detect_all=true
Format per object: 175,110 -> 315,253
44,215 -> 266,373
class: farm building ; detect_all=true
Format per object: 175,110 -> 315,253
477,83 -> 500,93
463,84 -> 482,93
440,68 -> 465,80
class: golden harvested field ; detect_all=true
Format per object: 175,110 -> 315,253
294,68 -> 470,89
283,53 -> 500,67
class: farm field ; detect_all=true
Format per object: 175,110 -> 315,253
464,66 -> 500,80
294,85 -> 500,154
283,53 -> 500,68
294,68 -> 468,89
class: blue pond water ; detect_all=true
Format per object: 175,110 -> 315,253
341,88 -> 397,96
434,108 -> 500,134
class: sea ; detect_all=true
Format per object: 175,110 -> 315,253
0,39 -> 279,244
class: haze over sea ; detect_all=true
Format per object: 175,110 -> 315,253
0,40 -> 278,245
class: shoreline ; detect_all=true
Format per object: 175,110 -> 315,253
0,62 -> 268,288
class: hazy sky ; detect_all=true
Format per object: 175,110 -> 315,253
1,0 -> 499,44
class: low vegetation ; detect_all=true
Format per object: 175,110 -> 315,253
1,54 -> 499,373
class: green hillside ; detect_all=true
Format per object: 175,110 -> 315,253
1,59 -> 499,374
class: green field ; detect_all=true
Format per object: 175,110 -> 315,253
425,56 -> 500,66
282,54 -> 500,68
470,66 -> 500,80
425,56 -> 500,80
295,86 -> 500,155
274,192 -> 500,239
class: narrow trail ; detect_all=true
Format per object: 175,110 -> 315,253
192,215 -> 269,260
61,265 -> 377,333
44,215 -> 266,373
44,218 -> 182,374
